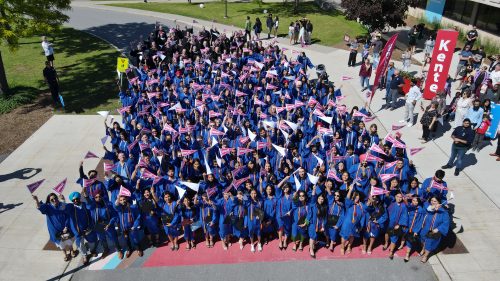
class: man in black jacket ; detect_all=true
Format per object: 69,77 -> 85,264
442,118 -> 475,176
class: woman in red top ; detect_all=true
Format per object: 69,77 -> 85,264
359,58 -> 372,91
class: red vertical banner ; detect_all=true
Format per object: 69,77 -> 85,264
370,33 -> 399,103
423,29 -> 459,100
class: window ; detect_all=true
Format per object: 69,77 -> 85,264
475,3 -> 500,36
443,0 -> 473,24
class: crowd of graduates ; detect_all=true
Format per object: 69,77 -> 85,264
34,23 -> 451,265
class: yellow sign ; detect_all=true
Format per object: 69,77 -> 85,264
117,57 -> 129,73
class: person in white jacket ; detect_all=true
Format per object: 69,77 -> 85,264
399,79 -> 423,127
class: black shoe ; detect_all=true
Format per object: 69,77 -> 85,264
441,165 -> 452,169
454,169 -> 460,176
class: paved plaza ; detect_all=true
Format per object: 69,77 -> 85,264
0,1 -> 498,280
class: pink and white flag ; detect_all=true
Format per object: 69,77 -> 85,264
392,124 -> 406,131
369,143 -> 387,156
209,110 -> 222,118
181,149 -> 197,157
163,124 -> 177,134
219,147 -> 232,157
210,128 -> 225,136
104,162 -> 116,172
237,147 -> 254,156
52,178 -> 67,195
379,173 -> 398,182
84,151 -> 98,159
410,147 -> 425,156
384,161 -> 397,169
341,75 -> 354,80
27,179 -> 45,194
327,170 -> 342,182
118,186 -> 131,197
371,187 -> 390,196
83,178 -> 97,188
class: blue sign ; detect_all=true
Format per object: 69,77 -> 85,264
486,103 -> 500,138
425,0 -> 446,23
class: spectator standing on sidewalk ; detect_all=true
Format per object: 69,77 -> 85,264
306,19 -> 313,45
471,115 -> 490,152
400,78 -> 422,127
359,58 -> 372,91
442,118 -> 475,176
244,16 -> 252,41
348,38 -> 359,67
266,14 -> 274,39
465,99 -> 484,129
489,130 -> 500,161
371,33 -> 383,67
387,70 -> 405,110
464,26 -> 478,49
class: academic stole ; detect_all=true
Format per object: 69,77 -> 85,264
74,205 -> 91,235
298,204 -> 308,223
408,208 -> 419,233
120,205 -> 133,231
352,203 -> 363,223
95,203 -> 110,224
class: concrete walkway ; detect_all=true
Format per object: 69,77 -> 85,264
0,1 -> 498,281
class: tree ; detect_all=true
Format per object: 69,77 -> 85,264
340,0 -> 424,32
0,0 -> 71,95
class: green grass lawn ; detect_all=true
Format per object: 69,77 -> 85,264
107,1 -> 367,46
0,28 -> 121,114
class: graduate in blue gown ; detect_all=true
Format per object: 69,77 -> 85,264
216,190 -> 234,250
136,187 -> 160,247
262,185 -> 278,246
291,190 -> 310,252
420,196 -> 450,263
363,195 -> 387,254
114,194 -> 143,259
66,192 -> 97,264
339,185 -> 366,255
232,190 -> 249,249
152,190 -> 180,251
276,179 -> 294,250
246,188 -> 264,252
307,193 -> 328,258
180,196 -> 199,250
326,190 -> 344,252
404,196 -> 425,262
34,193 -> 76,261
386,191 -> 409,259
85,190 -> 120,257
198,193 -> 218,248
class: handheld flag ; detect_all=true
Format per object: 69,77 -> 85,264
84,151 -> 99,159
180,181 -> 200,192
53,178 -> 67,195
97,111 -> 109,118
176,185 -> 186,199
27,179 -> 45,194
410,147 -> 425,156
118,186 -> 131,197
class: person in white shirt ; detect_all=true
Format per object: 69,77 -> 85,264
400,79 -> 423,127
41,36 -> 55,67
490,64 -> 500,86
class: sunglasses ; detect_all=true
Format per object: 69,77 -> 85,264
50,198 -> 57,201
299,195 -> 305,198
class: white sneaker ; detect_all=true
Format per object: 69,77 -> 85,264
239,242 -> 244,250
399,120 -> 406,123
251,245 -> 255,252
258,243 -> 262,252
407,123 -> 413,127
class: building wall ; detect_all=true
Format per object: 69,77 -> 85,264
408,6 -> 500,46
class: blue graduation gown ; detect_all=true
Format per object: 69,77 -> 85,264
38,202 -> 70,244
